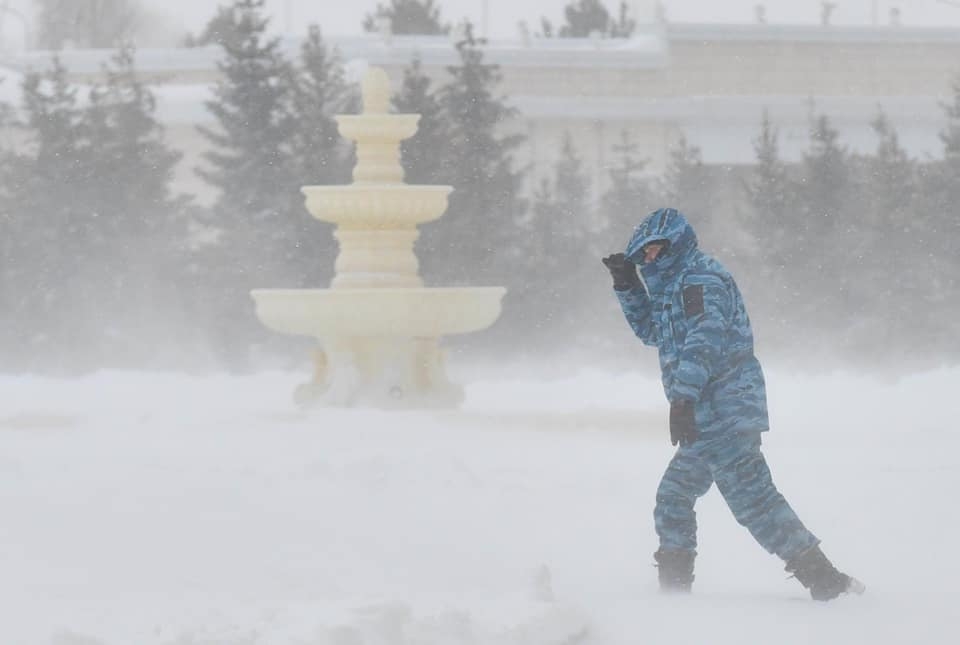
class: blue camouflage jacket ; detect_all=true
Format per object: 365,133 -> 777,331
616,208 -> 770,436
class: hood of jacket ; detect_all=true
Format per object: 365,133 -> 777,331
625,207 -> 699,294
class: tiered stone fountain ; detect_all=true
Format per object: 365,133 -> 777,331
251,67 -> 505,409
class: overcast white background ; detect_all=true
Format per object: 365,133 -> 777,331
4,0 -> 960,50
140,0 -> 960,37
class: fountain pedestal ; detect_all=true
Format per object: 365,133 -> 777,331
251,67 -> 505,409
293,336 -> 458,408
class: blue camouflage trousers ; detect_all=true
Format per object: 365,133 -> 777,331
654,432 -> 819,561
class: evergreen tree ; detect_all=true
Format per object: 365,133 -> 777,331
865,109 -> 915,241
935,77 -> 960,285
196,0 -> 301,365
792,110 -> 853,337
35,0 -> 142,49
0,75 -> 11,205
183,4 -> 244,47
745,110 -> 793,266
738,110 -> 797,346
559,0 -> 611,37
531,133 -> 591,265
197,0 -> 298,282
798,113 -> 849,242
936,77 -> 960,355
0,79 -> 16,361
85,45 -> 186,246
538,17 -> 555,38
392,56 -> 449,185
849,108 -> 920,357
660,134 -> 716,241
520,133 -> 593,344
914,76 -> 960,358
286,24 -> 355,287
0,49 -> 193,371
940,75 -> 960,163
600,129 -> 654,235
362,0 -> 450,35
609,2 -> 637,38
0,77 -> 10,126
289,26 -> 353,187
2,57 -> 93,369
597,128 -> 653,341
81,44 -> 192,365
931,77 -> 960,283
422,24 -> 526,288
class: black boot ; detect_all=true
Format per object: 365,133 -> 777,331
785,545 -> 864,601
654,548 -> 695,592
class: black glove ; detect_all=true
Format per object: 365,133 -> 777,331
669,400 -> 699,447
602,253 -> 640,291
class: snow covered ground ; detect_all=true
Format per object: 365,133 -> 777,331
0,365 -> 957,645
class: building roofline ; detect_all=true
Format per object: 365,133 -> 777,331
668,22 -> 960,44
325,33 -> 668,69
515,93 -> 947,123
5,21 -> 960,78
0,32 -> 670,76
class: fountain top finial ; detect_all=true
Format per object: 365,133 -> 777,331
361,67 -> 390,114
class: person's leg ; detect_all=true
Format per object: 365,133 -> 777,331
653,447 -> 713,591
654,447 -> 714,552
707,433 -> 862,599
707,432 -> 818,561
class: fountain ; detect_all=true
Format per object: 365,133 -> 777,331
251,67 -> 506,409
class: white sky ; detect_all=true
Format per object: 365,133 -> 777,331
149,0 -> 960,37
1,1 -> 959,49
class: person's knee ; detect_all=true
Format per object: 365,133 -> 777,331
728,490 -> 785,528
717,449 -> 772,490
656,476 -> 699,506
655,490 -> 696,521
716,455 -> 782,517
655,491 -> 700,550
658,463 -> 711,497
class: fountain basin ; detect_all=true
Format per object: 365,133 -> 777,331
336,114 -> 420,142
249,66 -> 506,409
302,184 -> 453,228
251,287 -> 506,339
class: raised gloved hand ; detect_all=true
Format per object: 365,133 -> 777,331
669,400 -> 699,447
602,253 -> 640,291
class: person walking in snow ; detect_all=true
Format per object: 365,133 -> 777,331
602,207 -> 864,601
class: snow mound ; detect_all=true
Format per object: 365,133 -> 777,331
299,600 -> 588,645
2,367 -> 959,644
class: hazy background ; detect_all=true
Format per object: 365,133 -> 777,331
6,1 -> 960,48
1,6 -> 959,643
2,0 -> 959,376
137,0 -> 960,39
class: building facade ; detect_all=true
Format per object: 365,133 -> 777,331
2,21 -> 959,202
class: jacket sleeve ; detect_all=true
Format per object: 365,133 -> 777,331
669,273 -> 733,402
615,284 -> 659,346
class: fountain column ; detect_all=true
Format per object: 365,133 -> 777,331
251,67 -> 505,409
